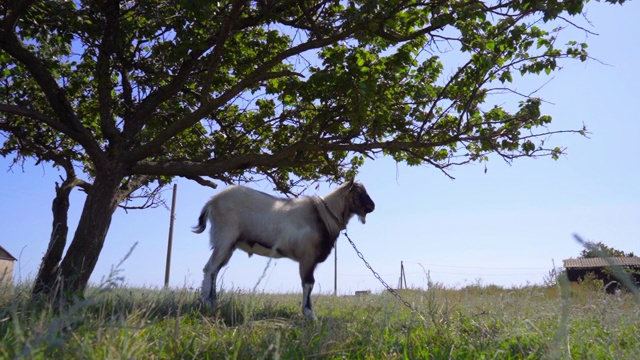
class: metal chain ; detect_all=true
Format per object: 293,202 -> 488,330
343,230 -> 421,315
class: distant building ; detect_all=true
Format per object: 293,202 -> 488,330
0,245 -> 17,284
563,257 -> 640,292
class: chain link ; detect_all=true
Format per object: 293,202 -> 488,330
343,231 -> 421,315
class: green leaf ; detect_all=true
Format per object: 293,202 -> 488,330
486,40 -> 496,51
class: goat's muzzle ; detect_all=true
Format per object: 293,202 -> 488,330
357,201 -> 375,224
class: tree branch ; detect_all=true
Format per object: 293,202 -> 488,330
118,180 -> 167,212
0,32 -> 105,165
124,1 -> 253,137
96,0 -> 122,144
200,0 -> 249,101
130,121 -> 583,178
125,27 -> 359,164
0,104 -> 74,133
1,0 -> 38,32
183,175 -> 218,189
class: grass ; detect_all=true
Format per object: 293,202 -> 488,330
1,280 -> 639,359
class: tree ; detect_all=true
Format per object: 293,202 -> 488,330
579,242 -> 636,259
0,0 -> 626,301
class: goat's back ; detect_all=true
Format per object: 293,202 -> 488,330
205,186 -> 320,248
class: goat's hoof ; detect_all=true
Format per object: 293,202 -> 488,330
200,298 -> 216,307
303,309 -> 318,321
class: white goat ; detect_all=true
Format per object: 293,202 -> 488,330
192,179 -> 375,319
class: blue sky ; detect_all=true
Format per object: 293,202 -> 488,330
1,2 -> 638,294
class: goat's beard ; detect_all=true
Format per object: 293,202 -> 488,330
358,214 -> 366,224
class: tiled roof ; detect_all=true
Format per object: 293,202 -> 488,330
563,257 -> 640,269
0,245 -> 16,261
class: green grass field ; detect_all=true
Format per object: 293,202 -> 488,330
1,279 -> 639,359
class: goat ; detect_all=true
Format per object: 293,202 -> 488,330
192,179 -> 375,319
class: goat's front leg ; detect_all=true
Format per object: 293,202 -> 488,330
299,261 -> 318,320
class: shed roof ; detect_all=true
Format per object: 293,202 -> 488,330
0,245 -> 17,261
563,257 -> 640,269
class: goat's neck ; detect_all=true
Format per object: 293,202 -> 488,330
319,198 -> 344,229
319,190 -> 348,230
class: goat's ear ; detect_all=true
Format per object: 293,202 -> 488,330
346,178 -> 355,190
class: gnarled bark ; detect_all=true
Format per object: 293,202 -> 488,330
54,170 -> 125,299
31,178 -> 74,300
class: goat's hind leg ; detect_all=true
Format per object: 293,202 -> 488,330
202,242 -> 235,306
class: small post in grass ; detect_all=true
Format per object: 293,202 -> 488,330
334,240 -> 338,296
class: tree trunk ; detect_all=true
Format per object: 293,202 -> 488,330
56,170 -> 124,299
31,178 -> 76,300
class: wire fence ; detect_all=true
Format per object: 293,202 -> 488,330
336,260 -> 551,278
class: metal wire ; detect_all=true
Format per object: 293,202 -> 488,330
343,231 -> 420,314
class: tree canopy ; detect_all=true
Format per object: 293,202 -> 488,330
580,241 -> 636,259
0,0 -> 626,299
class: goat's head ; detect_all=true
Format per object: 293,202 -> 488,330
346,180 -> 375,224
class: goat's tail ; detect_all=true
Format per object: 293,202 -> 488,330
192,205 -> 209,233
